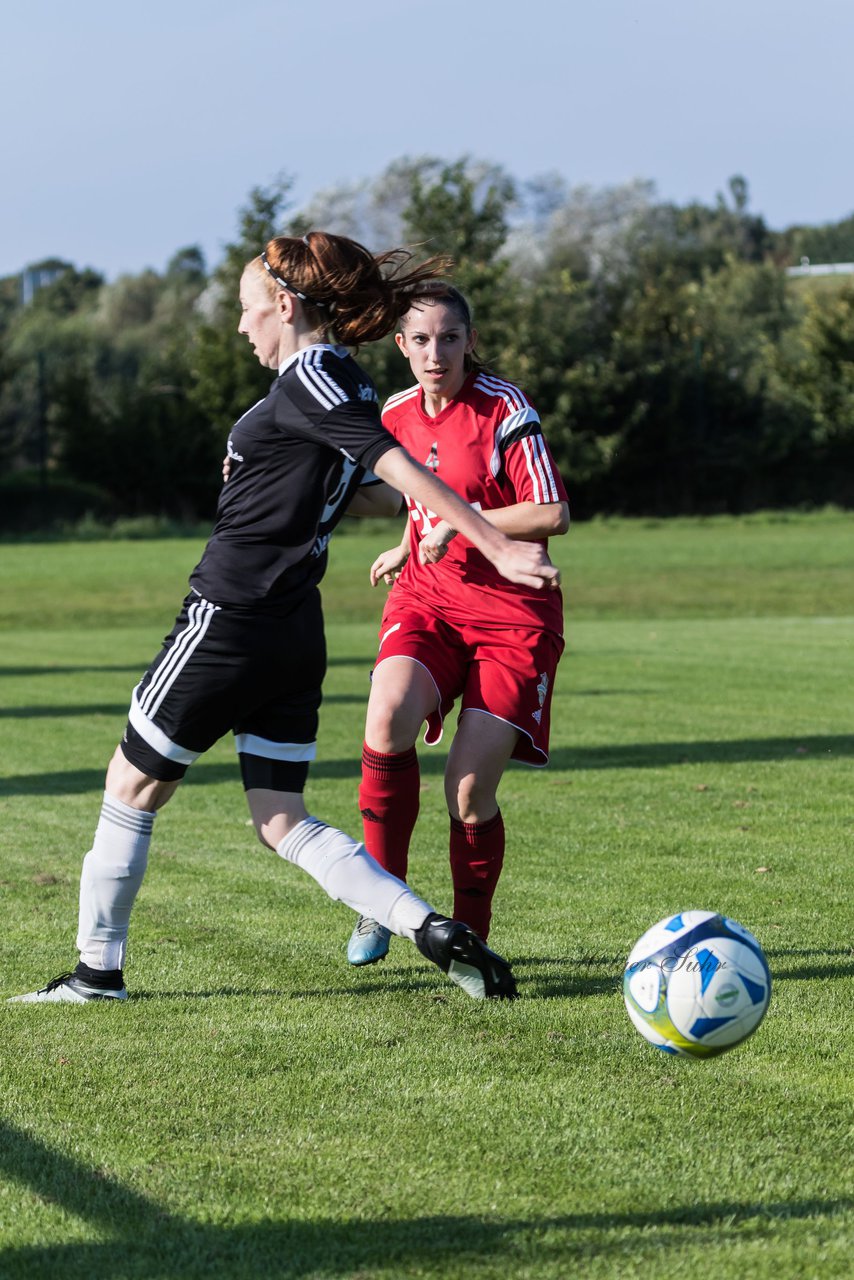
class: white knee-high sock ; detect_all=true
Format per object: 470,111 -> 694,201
76,792 -> 155,971
276,816 -> 432,940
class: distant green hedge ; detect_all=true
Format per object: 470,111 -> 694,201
0,472 -> 115,533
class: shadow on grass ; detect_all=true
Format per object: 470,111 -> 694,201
0,691 -> 364,720
572,687 -> 658,697
0,656 -> 369,679
0,1120 -> 850,1279
0,665 -> 143,678
0,704 -> 129,719
772,961 -> 854,980
128,971 -> 445,1002
762,946 -> 854,982
111,973 -> 609,1003
3,734 -> 853,797
134,945 -> 854,1006
546,734 -> 854,771
10,950 -> 851,1008
511,945 -> 854,999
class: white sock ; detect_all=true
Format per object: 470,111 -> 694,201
76,792 -> 155,971
276,816 -> 432,940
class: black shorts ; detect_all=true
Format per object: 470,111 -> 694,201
120,589 -> 326,791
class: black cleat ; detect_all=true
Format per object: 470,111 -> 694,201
414,913 -> 518,999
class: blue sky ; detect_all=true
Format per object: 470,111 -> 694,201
2,0 -> 853,280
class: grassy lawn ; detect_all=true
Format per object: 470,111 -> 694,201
0,512 -> 852,1278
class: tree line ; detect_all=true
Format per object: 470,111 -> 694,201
2,157 -> 854,531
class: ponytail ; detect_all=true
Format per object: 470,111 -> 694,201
252,232 -> 452,347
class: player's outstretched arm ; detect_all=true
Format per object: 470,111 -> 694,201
418,500 -> 569,564
374,447 -> 560,590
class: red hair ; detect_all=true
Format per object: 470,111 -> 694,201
249,232 -> 452,347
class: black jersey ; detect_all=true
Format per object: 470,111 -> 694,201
190,344 -> 398,607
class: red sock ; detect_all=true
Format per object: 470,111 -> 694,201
449,811 -> 505,941
359,743 -> 420,880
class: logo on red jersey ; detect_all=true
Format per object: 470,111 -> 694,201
425,442 -> 439,471
532,672 -> 549,723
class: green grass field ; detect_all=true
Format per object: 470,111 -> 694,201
1,512 -> 852,1279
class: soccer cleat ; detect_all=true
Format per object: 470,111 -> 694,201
347,916 -> 391,966
414,913 -> 518,999
7,972 -> 128,1004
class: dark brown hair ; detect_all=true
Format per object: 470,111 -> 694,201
397,281 -> 487,374
250,231 -> 452,347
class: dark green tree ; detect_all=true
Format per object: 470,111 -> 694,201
767,284 -> 854,504
626,175 -> 774,286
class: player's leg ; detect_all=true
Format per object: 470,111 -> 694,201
350,656 -> 438,964
239,676 -> 438,968
246,786 -> 517,1000
444,712 -> 518,940
238,641 -> 515,1002
443,625 -> 563,941
9,594 -> 239,1004
9,750 -> 181,1004
360,656 -> 437,877
250,787 -> 432,942
350,604 -> 464,966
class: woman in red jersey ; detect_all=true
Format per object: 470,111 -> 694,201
347,282 -> 569,966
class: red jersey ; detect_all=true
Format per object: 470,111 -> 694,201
381,371 -> 567,634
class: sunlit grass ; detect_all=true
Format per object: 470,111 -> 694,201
0,516 -> 852,1279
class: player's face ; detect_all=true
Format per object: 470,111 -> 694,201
238,269 -> 282,369
396,302 -> 476,401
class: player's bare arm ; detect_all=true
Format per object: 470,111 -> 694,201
419,500 -> 570,565
370,519 -> 411,586
374,447 -> 560,589
479,500 -> 570,539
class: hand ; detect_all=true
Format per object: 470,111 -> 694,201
492,539 -> 562,591
370,544 -> 410,587
417,521 -> 456,566
222,456 -> 232,483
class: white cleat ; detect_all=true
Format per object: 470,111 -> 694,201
8,972 -> 128,1003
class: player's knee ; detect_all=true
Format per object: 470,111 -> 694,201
445,770 -> 496,824
105,747 -> 177,812
365,699 -> 417,754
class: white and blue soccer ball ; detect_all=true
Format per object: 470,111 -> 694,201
623,910 -> 771,1058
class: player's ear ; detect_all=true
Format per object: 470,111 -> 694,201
466,327 -> 478,354
276,290 -> 297,324
394,331 -> 408,357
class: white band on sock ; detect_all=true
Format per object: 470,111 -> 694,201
76,792 -> 155,971
276,816 -> 431,940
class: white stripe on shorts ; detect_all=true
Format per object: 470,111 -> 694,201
128,687 -> 199,765
234,734 -> 317,761
138,597 -> 220,720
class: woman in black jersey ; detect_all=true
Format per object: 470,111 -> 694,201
9,232 -> 559,1006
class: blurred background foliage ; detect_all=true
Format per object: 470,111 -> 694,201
2,158 -> 854,531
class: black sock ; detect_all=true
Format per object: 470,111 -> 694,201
73,960 -> 125,990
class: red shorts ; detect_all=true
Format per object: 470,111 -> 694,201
374,599 -> 564,766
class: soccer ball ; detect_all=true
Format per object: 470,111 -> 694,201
623,911 -> 771,1058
